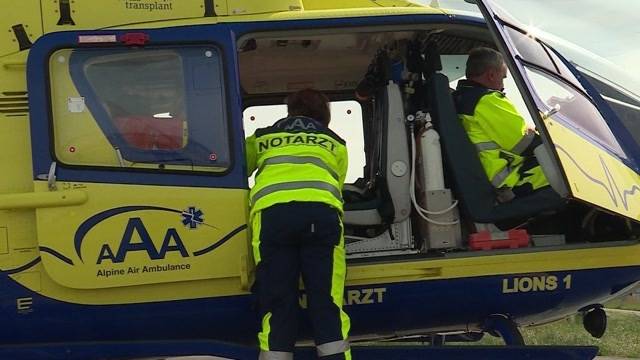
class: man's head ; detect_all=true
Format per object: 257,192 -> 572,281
466,47 -> 508,91
286,88 -> 331,126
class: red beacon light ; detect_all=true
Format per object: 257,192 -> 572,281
119,32 -> 150,46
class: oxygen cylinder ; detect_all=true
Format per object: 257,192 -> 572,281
416,120 -> 462,250
419,123 -> 445,191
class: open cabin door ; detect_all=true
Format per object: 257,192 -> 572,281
475,0 -> 640,221
26,25 -> 250,297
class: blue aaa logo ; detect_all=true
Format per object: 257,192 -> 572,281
74,206 -> 243,265
181,207 -> 204,229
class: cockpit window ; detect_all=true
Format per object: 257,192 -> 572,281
498,22 -> 629,159
504,26 -> 583,92
49,46 -> 230,172
525,67 -> 625,158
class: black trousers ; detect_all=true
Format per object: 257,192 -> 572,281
252,202 -> 350,359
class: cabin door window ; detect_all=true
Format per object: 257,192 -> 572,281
49,46 -> 230,173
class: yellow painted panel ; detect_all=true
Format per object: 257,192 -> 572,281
348,242 -> 640,287
0,114 -> 33,194
0,52 -> 28,93
224,0 -> 303,15
0,52 -> 33,194
302,0 -> 420,10
107,7 -> 440,30
41,0 -> 206,32
2,175 -> 638,305
12,271 -> 41,292
10,261 -> 249,305
8,236 -> 640,305
0,227 -> 7,254
34,182 -> 251,290
0,0 -> 42,58
214,0 -> 229,15
232,6 -> 438,22
545,118 -> 640,220
7,209 -> 39,254
372,0 -> 422,6
0,50 -> 38,280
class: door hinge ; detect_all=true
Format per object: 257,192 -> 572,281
204,0 -> 216,17
11,24 -> 32,51
57,0 -> 76,26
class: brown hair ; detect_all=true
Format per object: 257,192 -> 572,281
286,88 -> 331,126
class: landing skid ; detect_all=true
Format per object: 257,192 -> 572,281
484,314 -> 526,345
0,340 -> 599,360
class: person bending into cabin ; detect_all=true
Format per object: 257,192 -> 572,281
453,47 -> 549,202
245,89 -> 351,360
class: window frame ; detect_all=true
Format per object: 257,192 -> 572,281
48,44 -> 232,175
492,17 -> 640,169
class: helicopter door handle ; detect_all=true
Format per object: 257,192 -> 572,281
47,162 -> 57,191
35,162 -> 58,191
1,61 -> 26,69
542,104 -> 561,120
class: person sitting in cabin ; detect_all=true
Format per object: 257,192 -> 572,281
452,47 -> 549,203
245,89 -> 352,360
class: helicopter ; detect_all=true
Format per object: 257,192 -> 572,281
1,0 -> 640,357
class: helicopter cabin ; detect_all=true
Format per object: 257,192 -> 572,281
238,26 -> 639,259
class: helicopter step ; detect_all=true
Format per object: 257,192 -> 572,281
0,340 -> 599,360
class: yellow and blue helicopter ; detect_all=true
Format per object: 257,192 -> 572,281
1,0 -> 639,358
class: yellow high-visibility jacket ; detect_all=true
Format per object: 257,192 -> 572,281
245,116 -> 348,216
453,80 -> 548,192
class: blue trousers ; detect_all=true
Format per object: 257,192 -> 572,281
252,202 -> 350,359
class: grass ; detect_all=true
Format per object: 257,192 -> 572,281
469,310 -> 640,358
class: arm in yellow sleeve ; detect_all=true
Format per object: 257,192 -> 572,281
474,93 -> 527,151
245,134 -> 257,176
337,145 -> 348,191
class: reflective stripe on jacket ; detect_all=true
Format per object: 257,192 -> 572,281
245,116 -> 348,215
453,80 -> 543,189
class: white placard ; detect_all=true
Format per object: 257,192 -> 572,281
67,97 -> 86,113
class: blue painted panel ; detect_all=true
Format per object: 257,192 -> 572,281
1,265 -> 639,345
0,341 -> 598,360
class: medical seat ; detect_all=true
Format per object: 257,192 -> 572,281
427,72 -> 566,224
343,83 -> 412,226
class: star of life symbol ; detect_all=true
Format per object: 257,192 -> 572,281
181,207 -> 204,229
